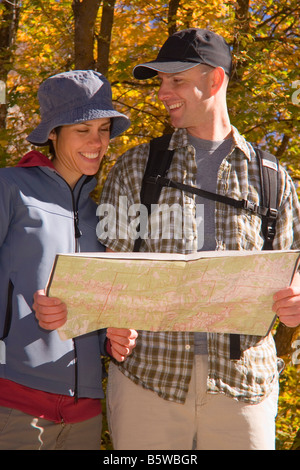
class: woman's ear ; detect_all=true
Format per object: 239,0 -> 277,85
48,129 -> 57,141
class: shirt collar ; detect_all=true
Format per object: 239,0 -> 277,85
230,126 -> 254,161
169,126 -> 255,161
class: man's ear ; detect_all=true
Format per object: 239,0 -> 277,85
211,67 -> 226,95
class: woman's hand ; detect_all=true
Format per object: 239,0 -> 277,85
33,289 -> 68,330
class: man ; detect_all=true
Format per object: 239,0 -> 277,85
97,29 -> 300,450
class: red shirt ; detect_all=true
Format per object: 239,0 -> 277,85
0,378 -> 102,423
0,340 -> 112,422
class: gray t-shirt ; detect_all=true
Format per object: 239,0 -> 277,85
188,134 -> 233,354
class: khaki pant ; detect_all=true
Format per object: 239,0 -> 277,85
0,406 -> 102,450
107,355 -> 278,450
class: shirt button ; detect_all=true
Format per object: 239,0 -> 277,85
185,344 -> 191,351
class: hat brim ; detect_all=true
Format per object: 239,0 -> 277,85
133,61 -> 201,79
27,109 -> 131,146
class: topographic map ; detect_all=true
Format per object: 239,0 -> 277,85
45,250 -> 300,340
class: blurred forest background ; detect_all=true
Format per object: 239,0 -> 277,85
0,0 -> 299,450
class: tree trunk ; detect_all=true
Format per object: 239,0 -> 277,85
275,134 -> 290,159
274,323 -> 300,358
0,0 -> 20,130
72,0 -> 101,70
96,0 -> 116,76
234,0 -> 250,31
291,428 -> 300,450
167,0 -> 181,36
231,0 -> 250,81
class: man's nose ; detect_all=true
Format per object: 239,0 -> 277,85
158,81 -> 171,101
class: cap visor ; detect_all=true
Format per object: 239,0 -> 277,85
133,61 -> 200,79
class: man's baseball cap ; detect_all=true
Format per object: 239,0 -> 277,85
133,28 -> 232,79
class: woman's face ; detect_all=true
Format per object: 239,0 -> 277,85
49,117 -> 111,188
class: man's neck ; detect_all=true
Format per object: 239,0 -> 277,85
187,110 -> 231,141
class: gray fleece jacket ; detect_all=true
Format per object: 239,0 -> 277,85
0,151 -> 106,398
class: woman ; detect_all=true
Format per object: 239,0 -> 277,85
0,70 -> 137,450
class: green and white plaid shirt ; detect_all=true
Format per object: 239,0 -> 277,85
98,127 -> 300,404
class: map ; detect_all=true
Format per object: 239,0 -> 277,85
45,250 -> 300,340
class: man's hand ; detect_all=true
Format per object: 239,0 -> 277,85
106,328 -> 138,362
33,289 -> 68,330
273,273 -> 300,328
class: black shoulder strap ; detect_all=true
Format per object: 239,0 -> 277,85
140,134 -> 174,210
255,148 -> 279,250
230,148 -> 279,360
133,134 -> 174,252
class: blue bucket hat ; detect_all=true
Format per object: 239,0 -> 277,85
27,70 -> 131,146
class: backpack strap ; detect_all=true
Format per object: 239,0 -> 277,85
255,148 -> 279,250
230,148 -> 279,359
133,134 -> 174,252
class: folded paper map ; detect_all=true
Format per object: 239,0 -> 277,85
45,250 -> 300,340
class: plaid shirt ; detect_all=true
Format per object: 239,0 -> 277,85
98,127 -> 300,404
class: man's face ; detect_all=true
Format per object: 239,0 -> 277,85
157,65 -> 214,133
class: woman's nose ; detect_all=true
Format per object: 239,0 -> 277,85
89,132 -> 104,147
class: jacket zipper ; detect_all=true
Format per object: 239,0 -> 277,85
70,176 -> 93,250
48,171 -> 95,399
68,183 -> 82,401
43,176 -> 83,401
70,184 -> 83,252
67,176 -> 93,400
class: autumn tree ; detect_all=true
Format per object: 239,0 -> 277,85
0,0 -> 20,124
72,0 -> 101,70
0,0 -> 21,163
